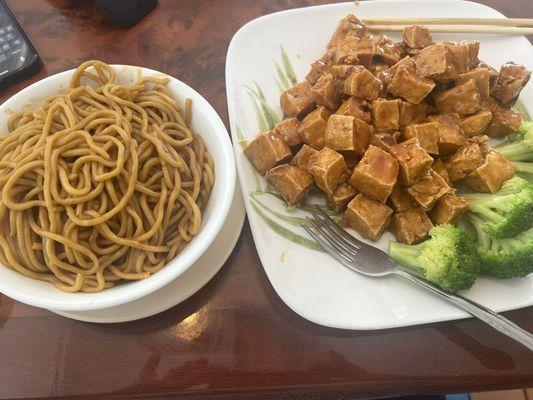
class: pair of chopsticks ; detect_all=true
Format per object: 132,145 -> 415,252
362,18 -> 533,35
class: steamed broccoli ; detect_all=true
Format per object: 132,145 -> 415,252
462,176 -> 533,239
389,224 -> 481,293
496,121 -> 533,161
468,214 -> 533,279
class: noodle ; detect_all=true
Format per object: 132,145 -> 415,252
0,60 -> 214,292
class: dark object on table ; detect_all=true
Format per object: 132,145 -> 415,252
93,0 -> 157,27
0,0 -> 40,90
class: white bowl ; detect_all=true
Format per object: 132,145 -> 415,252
0,65 -> 236,311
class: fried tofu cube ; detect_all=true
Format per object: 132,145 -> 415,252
335,97 -> 372,123
460,110 -> 492,137
435,80 -> 481,116
298,106 -> 331,149
345,193 -> 393,241
273,118 -> 302,147
348,145 -> 399,203
326,182 -> 358,213
465,40 -> 480,69
266,164 -> 314,205
388,184 -> 416,212
374,35 -> 403,66
432,158 -> 452,186
415,44 -> 453,78
244,131 -> 292,175
371,99 -> 401,130
369,131 -> 399,152
324,115 -> 371,156
387,65 -> 435,104
280,82 -> 317,119
311,147 -> 348,194
429,194 -> 469,225
407,169 -> 450,211
428,114 -> 466,156
403,25 -> 434,49
327,14 -> 368,51
444,142 -> 485,181
393,207 -> 434,244
388,56 -> 415,75
399,100 -> 429,126
485,107 -> 523,137
492,62 -> 531,105
444,42 -> 470,76
390,138 -> 433,186
292,144 -> 318,172
333,35 -> 376,66
462,150 -> 516,193
456,68 -> 490,100
311,73 -> 340,110
402,122 -> 439,155
343,66 -> 382,100
306,53 -> 332,85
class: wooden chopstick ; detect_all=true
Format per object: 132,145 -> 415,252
366,24 -> 533,35
363,17 -> 533,27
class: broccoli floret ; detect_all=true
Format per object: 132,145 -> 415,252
462,176 -> 533,238
496,121 -> 533,161
468,214 -> 533,279
389,224 -> 481,293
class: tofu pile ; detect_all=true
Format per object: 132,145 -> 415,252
244,15 -> 531,245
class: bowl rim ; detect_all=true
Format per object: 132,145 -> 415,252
0,64 -> 236,311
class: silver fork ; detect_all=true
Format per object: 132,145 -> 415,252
302,208 -> 533,351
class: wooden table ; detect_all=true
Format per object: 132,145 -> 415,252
0,1 -> 532,399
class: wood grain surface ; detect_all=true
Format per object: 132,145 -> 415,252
0,1 -> 532,399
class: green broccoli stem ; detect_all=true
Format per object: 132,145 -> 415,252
467,214 -> 491,250
515,161 -> 533,174
497,142 -> 533,161
388,241 -> 426,273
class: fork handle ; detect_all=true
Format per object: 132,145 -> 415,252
394,268 -> 533,351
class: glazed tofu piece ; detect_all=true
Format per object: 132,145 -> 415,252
306,53 -> 332,85
324,115 -> 371,156
444,42 -> 470,76
333,35 -> 375,66
435,80 -> 481,116
266,164 -> 314,205
393,207 -> 434,244
292,144 -> 318,172
399,100 -> 429,126
403,25 -> 434,49
345,193 -> 393,241
432,158 -> 452,186
462,150 -> 516,193
459,110 -> 492,137
456,68 -> 490,100
273,118 -> 302,147
371,99 -> 401,130
465,40 -> 480,69
343,66 -> 382,100
388,184 -> 416,212
444,142 -> 485,181
429,193 -> 469,225
387,65 -> 435,104
428,114 -> 467,156
310,147 -> 348,194
280,82 -> 316,119
326,182 -> 358,213
369,131 -> 399,152
492,62 -> 531,105
402,121 -> 439,155
311,73 -> 340,110
390,138 -> 433,186
298,106 -> 331,149
407,169 -> 451,211
348,145 -> 399,203
244,131 -> 292,175
415,44 -> 453,78
374,35 -> 403,66
327,14 -> 368,51
388,56 -> 415,75
485,108 -> 522,137
335,97 -> 372,123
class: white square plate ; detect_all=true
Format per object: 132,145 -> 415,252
226,0 -> 533,329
